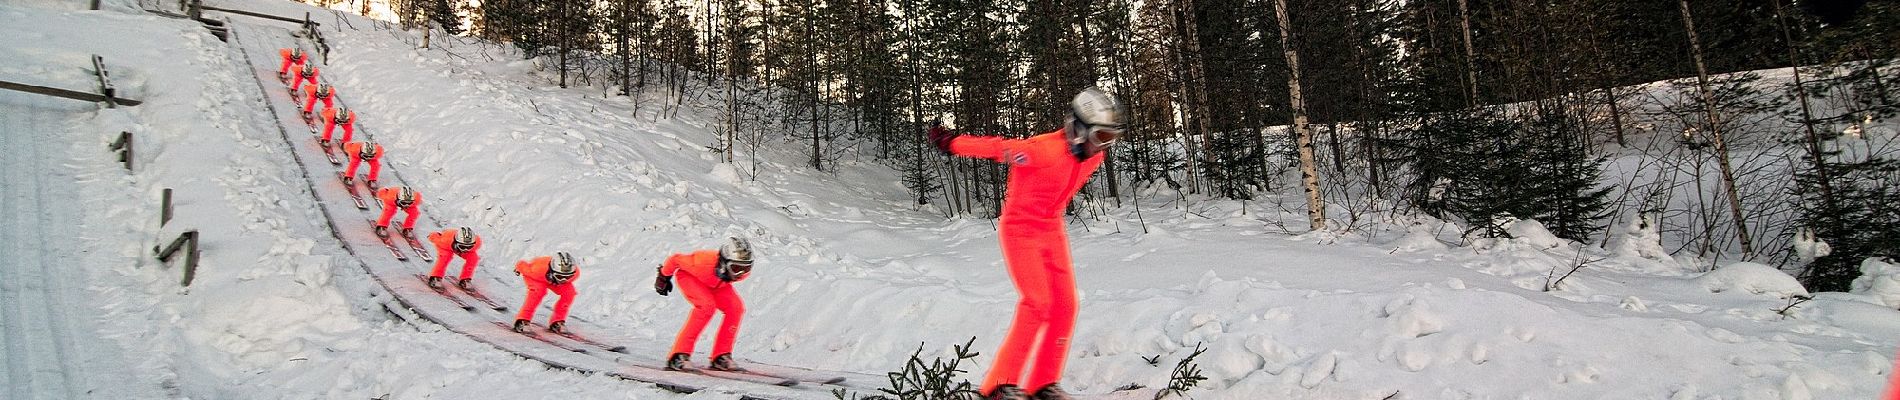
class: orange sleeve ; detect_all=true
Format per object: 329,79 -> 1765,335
660,253 -> 685,277
948,135 -> 1024,162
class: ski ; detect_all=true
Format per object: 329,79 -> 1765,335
369,219 -> 408,261
493,321 -> 588,353
339,172 -> 367,209
403,234 -> 436,262
417,274 -> 475,311
452,283 -> 509,311
691,367 -> 799,387
728,364 -> 847,385
323,145 -> 342,165
540,325 -> 627,353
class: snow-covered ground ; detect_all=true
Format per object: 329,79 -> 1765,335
2,0 -> 1897,399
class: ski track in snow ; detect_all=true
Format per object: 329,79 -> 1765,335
0,91 -> 87,400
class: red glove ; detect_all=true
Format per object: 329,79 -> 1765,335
927,124 -> 956,155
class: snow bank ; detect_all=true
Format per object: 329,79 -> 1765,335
1850,258 -> 1900,309
1693,262 -> 1810,298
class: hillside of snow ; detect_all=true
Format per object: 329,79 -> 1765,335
2,0 -> 1897,399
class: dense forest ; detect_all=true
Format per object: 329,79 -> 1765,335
324,0 -> 1895,292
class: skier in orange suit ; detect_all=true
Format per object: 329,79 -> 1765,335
425,227 -> 481,289
277,48 -> 307,81
373,186 -> 421,237
319,106 -> 356,146
654,237 -> 754,371
512,252 -> 579,333
342,141 -> 383,186
289,63 -> 319,93
302,83 -> 337,118
925,88 -> 1124,400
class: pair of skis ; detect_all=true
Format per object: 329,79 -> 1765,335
417,274 -> 507,311
492,322 -> 828,387
368,219 -> 434,262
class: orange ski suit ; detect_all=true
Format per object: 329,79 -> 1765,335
426,228 -> 482,280
661,249 -> 748,357
1886,351 -> 1899,400
373,187 -> 421,230
277,48 -> 306,77
302,84 -> 336,115
945,129 -> 1104,394
321,108 -> 356,143
290,64 -> 320,92
514,256 -> 579,323
343,142 -> 383,182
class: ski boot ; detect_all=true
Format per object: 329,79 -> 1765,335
399,227 -> 414,237
512,319 -> 530,333
364,179 -> 378,190
340,175 -> 353,185
426,276 -> 444,289
547,321 -> 567,334
318,139 -> 330,147
1030,384 -> 1072,400
664,353 -> 691,371
456,278 -> 473,290
984,385 -> 1026,400
709,353 -> 739,371
374,225 -> 389,237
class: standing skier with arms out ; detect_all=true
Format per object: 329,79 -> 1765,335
654,237 -> 754,371
374,186 -> 421,237
425,227 -> 481,289
513,252 -> 580,333
926,88 -> 1125,400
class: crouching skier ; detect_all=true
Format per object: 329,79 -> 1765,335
654,237 -> 754,371
513,252 -> 579,333
425,227 -> 481,289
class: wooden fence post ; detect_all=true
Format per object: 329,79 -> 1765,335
108,131 -> 132,172
161,188 -> 173,226
155,230 -> 201,287
93,55 -> 116,108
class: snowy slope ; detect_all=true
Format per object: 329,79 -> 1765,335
2,0 -> 1896,399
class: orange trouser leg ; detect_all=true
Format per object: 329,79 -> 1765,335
400,205 -> 419,229
345,158 -> 363,178
428,250 -> 453,278
338,124 -> 354,143
376,203 -> 397,227
322,121 -> 338,141
366,161 -> 381,181
457,253 -> 480,280
1885,352 -> 1899,400
979,224 -> 1077,394
429,252 -> 479,279
515,284 -> 548,321
670,279 -> 720,356
709,285 -> 745,356
548,283 -> 576,322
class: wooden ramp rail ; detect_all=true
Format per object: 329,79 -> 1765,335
0,79 -> 143,106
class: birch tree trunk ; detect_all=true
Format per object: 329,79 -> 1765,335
1274,0 -> 1326,231
1678,0 -> 1754,258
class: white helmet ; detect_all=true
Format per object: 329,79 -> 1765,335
396,187 -> 417,207
718,237 -> 753,281
358,141 -> 379,159
548,252 -> 578,284
1066,87 -> 1126,158
452,227 -> 475,252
